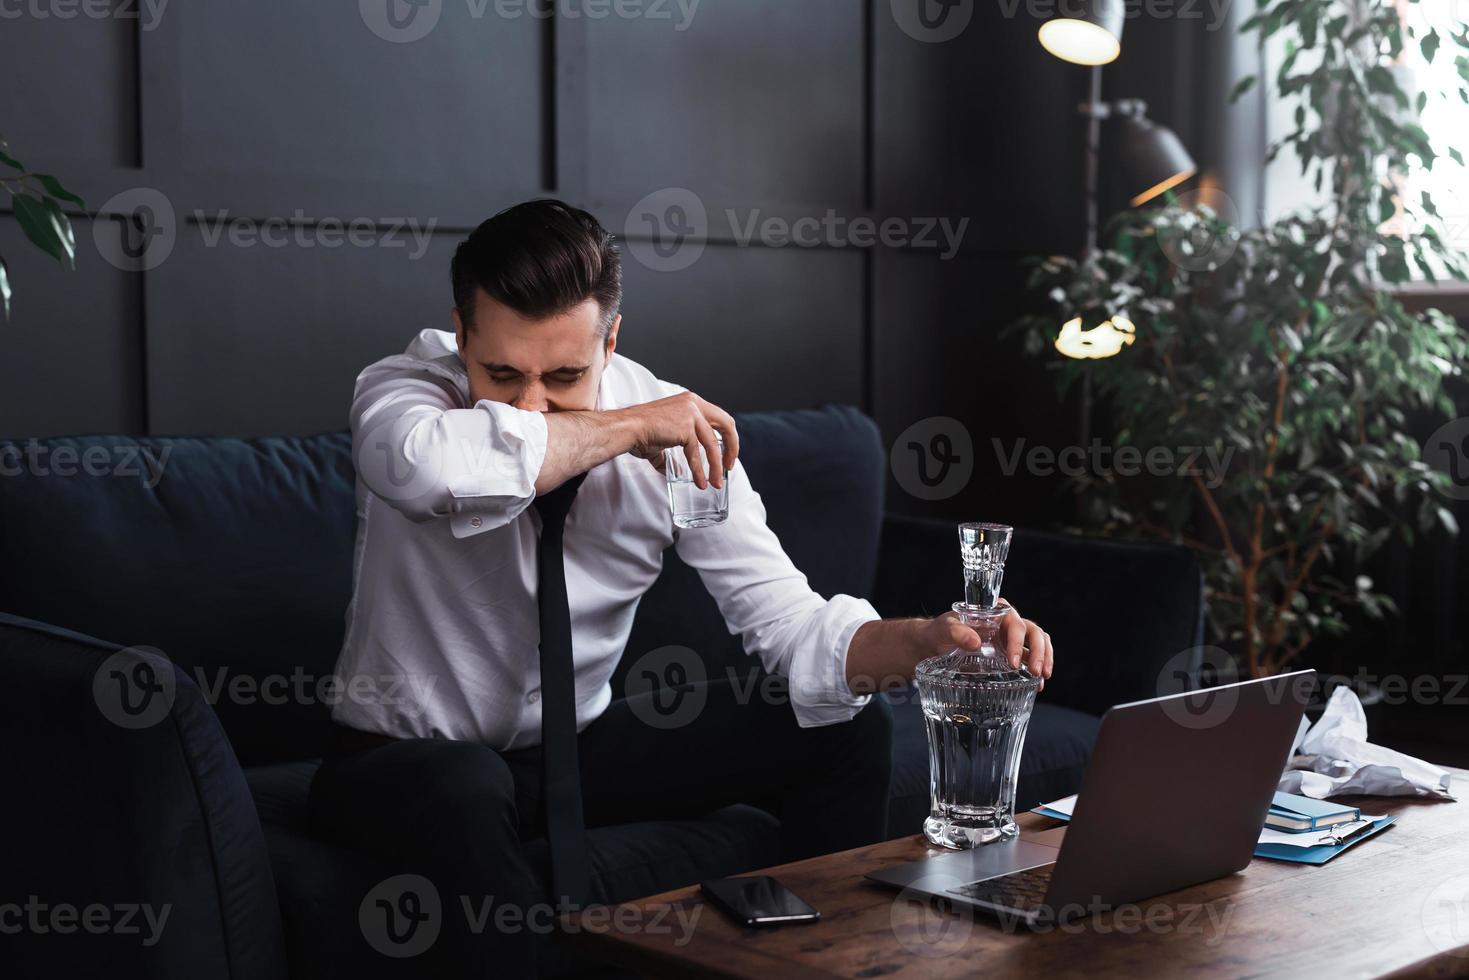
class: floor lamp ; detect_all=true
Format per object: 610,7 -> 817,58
1036,2 -> 1198,445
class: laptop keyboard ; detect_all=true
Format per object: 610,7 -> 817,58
950,864 -> 1054,913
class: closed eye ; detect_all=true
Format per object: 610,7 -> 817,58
480,363 -> 588,385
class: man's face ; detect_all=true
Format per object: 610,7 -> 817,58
453,289 -> 619,412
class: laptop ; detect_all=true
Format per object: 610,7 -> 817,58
868,669 -> 1314,926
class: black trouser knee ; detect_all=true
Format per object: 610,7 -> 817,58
309,737 -> 542,975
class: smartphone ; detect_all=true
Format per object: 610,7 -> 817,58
699,875 -> 820,927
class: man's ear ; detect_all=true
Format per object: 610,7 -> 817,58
452,307 -> 466,357
604,314 -> 622,361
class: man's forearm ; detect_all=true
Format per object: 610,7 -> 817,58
844,618 -> 932,695
535,408 -> 641,494
535,390 -> 737,494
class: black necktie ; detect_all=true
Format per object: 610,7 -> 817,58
532,472 -> 590,906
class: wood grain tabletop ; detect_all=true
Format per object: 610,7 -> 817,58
570,769 -> 1467,978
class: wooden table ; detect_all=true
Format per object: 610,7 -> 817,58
571,770 -> 1467,978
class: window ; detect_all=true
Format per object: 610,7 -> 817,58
1393,0 -> 1469,281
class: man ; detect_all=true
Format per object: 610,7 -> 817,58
310,199 -> 1055,971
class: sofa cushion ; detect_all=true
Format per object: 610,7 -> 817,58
884,688 -> 1100,835
0,612 -> 286,980
246,758 -> 318,831
0,433 -> 359,766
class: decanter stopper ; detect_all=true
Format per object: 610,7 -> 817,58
958,521 -> 1011,611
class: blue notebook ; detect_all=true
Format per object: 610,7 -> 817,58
1266,792 -> 1360,833
1031,796 -> 1397,865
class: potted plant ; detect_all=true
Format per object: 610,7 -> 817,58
1012,0 -> 1469,700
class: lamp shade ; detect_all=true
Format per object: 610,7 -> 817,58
1037,0 -> 1124,66
1114,113 -> 1197,206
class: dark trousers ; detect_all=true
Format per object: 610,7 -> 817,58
308,676 -> 893,975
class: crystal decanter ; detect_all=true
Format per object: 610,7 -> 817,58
916,522 -> 1042,849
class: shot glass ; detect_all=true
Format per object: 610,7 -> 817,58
664,433 -> 729,528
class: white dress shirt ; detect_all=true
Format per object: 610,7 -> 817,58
330,329 -> 877,750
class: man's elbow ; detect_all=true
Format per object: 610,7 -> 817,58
353,422 -> 454,522
353,408 -> 532,528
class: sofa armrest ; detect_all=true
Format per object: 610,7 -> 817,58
874,515 -> 1205,716
0,613 -> 286,979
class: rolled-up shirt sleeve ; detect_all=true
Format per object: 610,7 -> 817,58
350,357 -> 547,537
673,463 -> 879,727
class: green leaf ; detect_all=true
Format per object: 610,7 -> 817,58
1300,7 -> 1319,49
1439,507 -> 1459,536
1379,192 -> 1397,224
1423,29 -> 1441,64
11,194 -> 75,269
0,149 -> 22,171
1450,147 -> 1465,167
1366,65 -> 1398,97
1380,243 -> 1411,283
1229,75 -> 1258,104
34,174 -> 84,209
1260,6 -> 1289,40
41,197 -> 76,263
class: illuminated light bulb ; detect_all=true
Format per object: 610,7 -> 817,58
1037,19 -> 1121,66
1054,315 -> 1136,359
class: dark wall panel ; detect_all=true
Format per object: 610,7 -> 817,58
582,0 -> 864,208
0,217 -> 143,437
145,226 -> 458,436
874,6 -> 1082,254
0,8 -> 136,167
177,3 -> 544,189
617,243 -> 863,412
870,5 -> 1094,524
874,247 -> 1081,528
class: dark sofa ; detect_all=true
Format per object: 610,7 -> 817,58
0,405 -> 1203,978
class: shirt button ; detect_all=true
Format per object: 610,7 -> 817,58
470,516 -> 482,528
527,691 -> 540,704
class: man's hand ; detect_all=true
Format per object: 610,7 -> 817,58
846,602 -> 1055,694
930,601 -> 1053,679
535,390 -> 739,494
625,391 -> 740,490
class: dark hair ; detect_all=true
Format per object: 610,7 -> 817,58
451,199 -> 621,336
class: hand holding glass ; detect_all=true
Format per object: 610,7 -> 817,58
664,433 -> 729,528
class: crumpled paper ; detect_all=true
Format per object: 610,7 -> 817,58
1278,685 -> 1455,800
